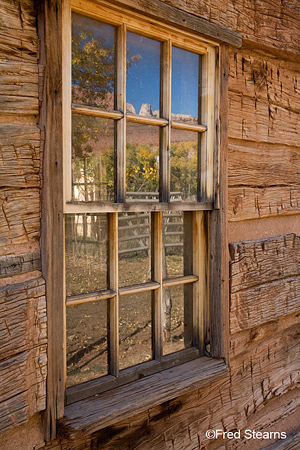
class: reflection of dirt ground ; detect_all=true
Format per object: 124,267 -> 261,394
66,255 -> 186,387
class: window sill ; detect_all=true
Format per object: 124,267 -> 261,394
57,356 -> 228,440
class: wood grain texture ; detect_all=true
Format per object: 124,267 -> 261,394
228,50 -> 300,114
228,91 -> 300,147
0,346 -> 47,434
158,0 -> 300,58
0,277 -> 47,434
0,0 -> 38,63
37,0 -> 65,440
228,185 -> 300,221
0,125 -> 40,188
228,143 -> 300,188
0,189 -> 40,247
0,251 -> 40,278
0,277 -> 46,361
0,63 -> 38,115
109,0 -> 242,47
230,234 -> 300,333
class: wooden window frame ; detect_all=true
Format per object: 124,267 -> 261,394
37,0 -> 241,441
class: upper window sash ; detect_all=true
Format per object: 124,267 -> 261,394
63,4 -> 218,214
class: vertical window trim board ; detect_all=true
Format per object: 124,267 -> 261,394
38,0 -> 230,441
37,0 -> 66,442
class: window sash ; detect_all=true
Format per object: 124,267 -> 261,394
65,209 -> 208,403
63,8 -> 218,212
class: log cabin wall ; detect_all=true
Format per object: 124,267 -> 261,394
0,0 -> 299,449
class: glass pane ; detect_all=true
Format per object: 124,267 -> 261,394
118,212 -> 151,287
72,115 -> 114,202
72,13 -> 115,109
163,211 -> 183,278
163,284 -> 192,355
126,123 -> 159,200
171,47 -> 199,124
65,214 -> 108,297
126,32 -> 160,117
66,300 -> 108,387
170,130 -> 198,201
119,292 -> 152,370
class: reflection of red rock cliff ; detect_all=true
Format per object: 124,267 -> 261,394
72,86 -> 115,109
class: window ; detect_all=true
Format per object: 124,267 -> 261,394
39,0 -> 238,439
63,5 -> 217,401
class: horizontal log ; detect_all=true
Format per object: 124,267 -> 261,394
0,345 -> 47,434
228,50 -> 300,113
228,143 -> 300,188
228,92 -> 300,147
0,277 -> 46,361
228,186 -> 300,221
230,276 -> 300,333
0,188 -> 40,247
0,0 -> 38,62
0,125 -> 40,188
230,234 -> 300,292
0,251 -> 41,278
267,429 -> 300,450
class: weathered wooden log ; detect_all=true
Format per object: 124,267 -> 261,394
0,277 -> 47,434
229,50 -> 300,114
228,186 -> 300,221
228,143 -> 300,188
0,346 -> 47,434
0,251 -> 41,278
228,92 -> 300,147
0,277 -> 46,361
158,0 -> 300,57
0,125 -> 40,188
0,188 -> 40,246
0,0 -> 38,62
230,234 -> 300,292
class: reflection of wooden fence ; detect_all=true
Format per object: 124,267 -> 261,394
69,211 -> 183,258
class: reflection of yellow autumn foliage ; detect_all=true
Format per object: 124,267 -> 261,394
170,140 -> 197,198
126,145 -> 159,192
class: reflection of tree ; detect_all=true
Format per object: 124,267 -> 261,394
72,115 -> 114,202
170,140 -> 197,199
72,14 -> 114,108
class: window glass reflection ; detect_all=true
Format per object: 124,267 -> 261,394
127,32 -> 160,117
170,130 -> 198,201
126,123 -> 159,200
172,47 -> 199,124
66,300 -> 108,387
72,115 -> 114,202
72,13 -> 115,109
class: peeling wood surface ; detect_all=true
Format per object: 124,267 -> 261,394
0,277 -> 47,434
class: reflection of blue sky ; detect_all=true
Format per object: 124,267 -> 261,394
127,34 -> 199,117
127,32 -> 160,114
172,47 -> 199,118
72,13 -> 199,117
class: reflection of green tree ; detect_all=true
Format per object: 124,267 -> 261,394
72,14 -> 114,108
